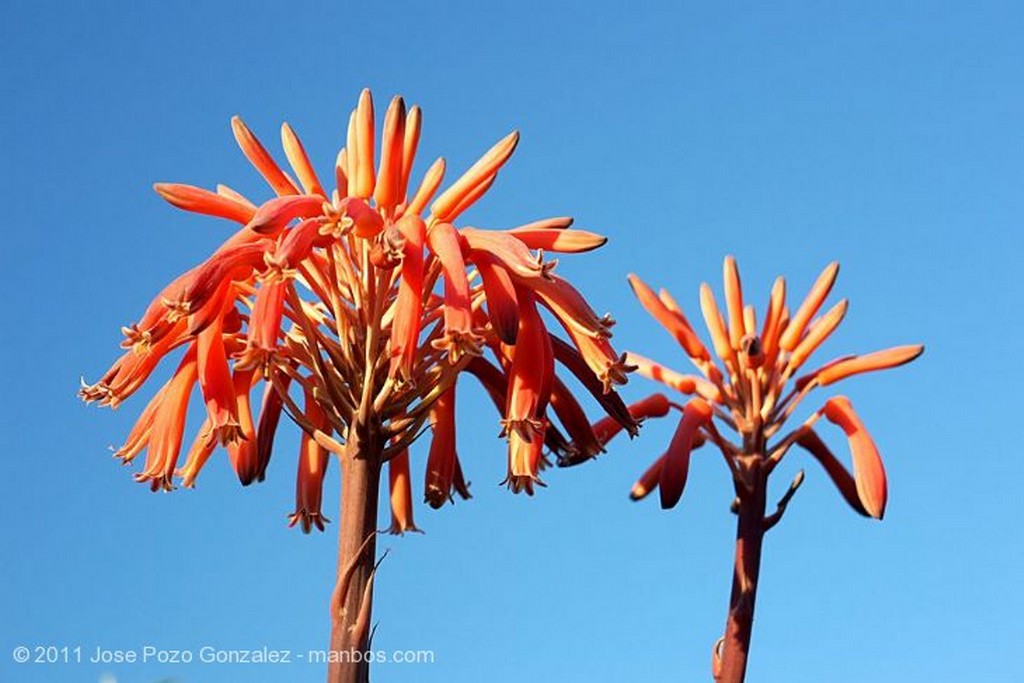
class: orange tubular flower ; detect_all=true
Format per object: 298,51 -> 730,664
620,257 -> 923,683
81,89 -> 635,683
386,448 -> 421,535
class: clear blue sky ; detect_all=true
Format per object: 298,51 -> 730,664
2,2 -> 1021,682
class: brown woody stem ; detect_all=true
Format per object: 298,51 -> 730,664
715,469 -> 767,683
327,437 -> 382,683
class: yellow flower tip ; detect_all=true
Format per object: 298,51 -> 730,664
629,481 -> 654,501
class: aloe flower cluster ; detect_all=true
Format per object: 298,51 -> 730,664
615,256 -> 922,683
81,89 -> 636,526
620,258 -> 921,515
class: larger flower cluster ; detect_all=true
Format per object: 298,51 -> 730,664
81,90 -> 636,532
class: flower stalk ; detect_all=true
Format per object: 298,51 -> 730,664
328,439 -> 382,683
715,466 -> 766,683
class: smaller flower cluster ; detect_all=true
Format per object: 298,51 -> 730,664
609,257 -> 922,517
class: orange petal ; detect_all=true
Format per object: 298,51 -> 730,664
550,336 -> 637,436
135,344 -> 199,492
461,227 -> 545,280
216,184 -> 256,209
398,105 -> 422,202
231,116 -> 300,196
743,305 -> 756,338
451,454 -> 472,500
503,290 -> 553,438
822,396 -> 887,519
113,383 -> 169,463
289,389 -> 331,532
374,95 -> 406,208
430,131 -> 519,221
174,243 -> 269,318
389,215 -> 426,379
592,392 -> 671,446
795,429 -> 869,516
625,352 -> 721,403
236,280 -> 287,373
85,319 -> 189,406
255,378 -> 287,481
699,283 -> 734,365
153,183 -> 256,224
247,194 -> 325,235
226,367 -> 260,485
780,262 -> 839,351
424,386 -> 457,508
335,148 -> 348,198
659,398 -> 713,509
281,123 -> 326,197
177,417 -> 217,488
787,299 -> 849,370
196,315 -> 241,446
505,418 -> 546,495
475,253 -> 520,345
426,222 -> 480,361
817,345 -> 924,387
406,157 -> 445,216
757,278 -> 786,362
261,218 -> 330,283
344,197 -> 385,239
185,278 -> 233,337
630,453 -> 666,501
549,376 -> 604,463
722,256 -> 745,350
631,436 -> 706,501
508,228 -> 606,253
387,449 -> 421,534
628,274 -> 710,361
353,88 -> 376,199
794,355 -> 855,391
531,273 -> 612,341
509,216 -> 574,231
444,172 -> 497,223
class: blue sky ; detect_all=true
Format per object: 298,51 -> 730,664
1,1 -> 1022,682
